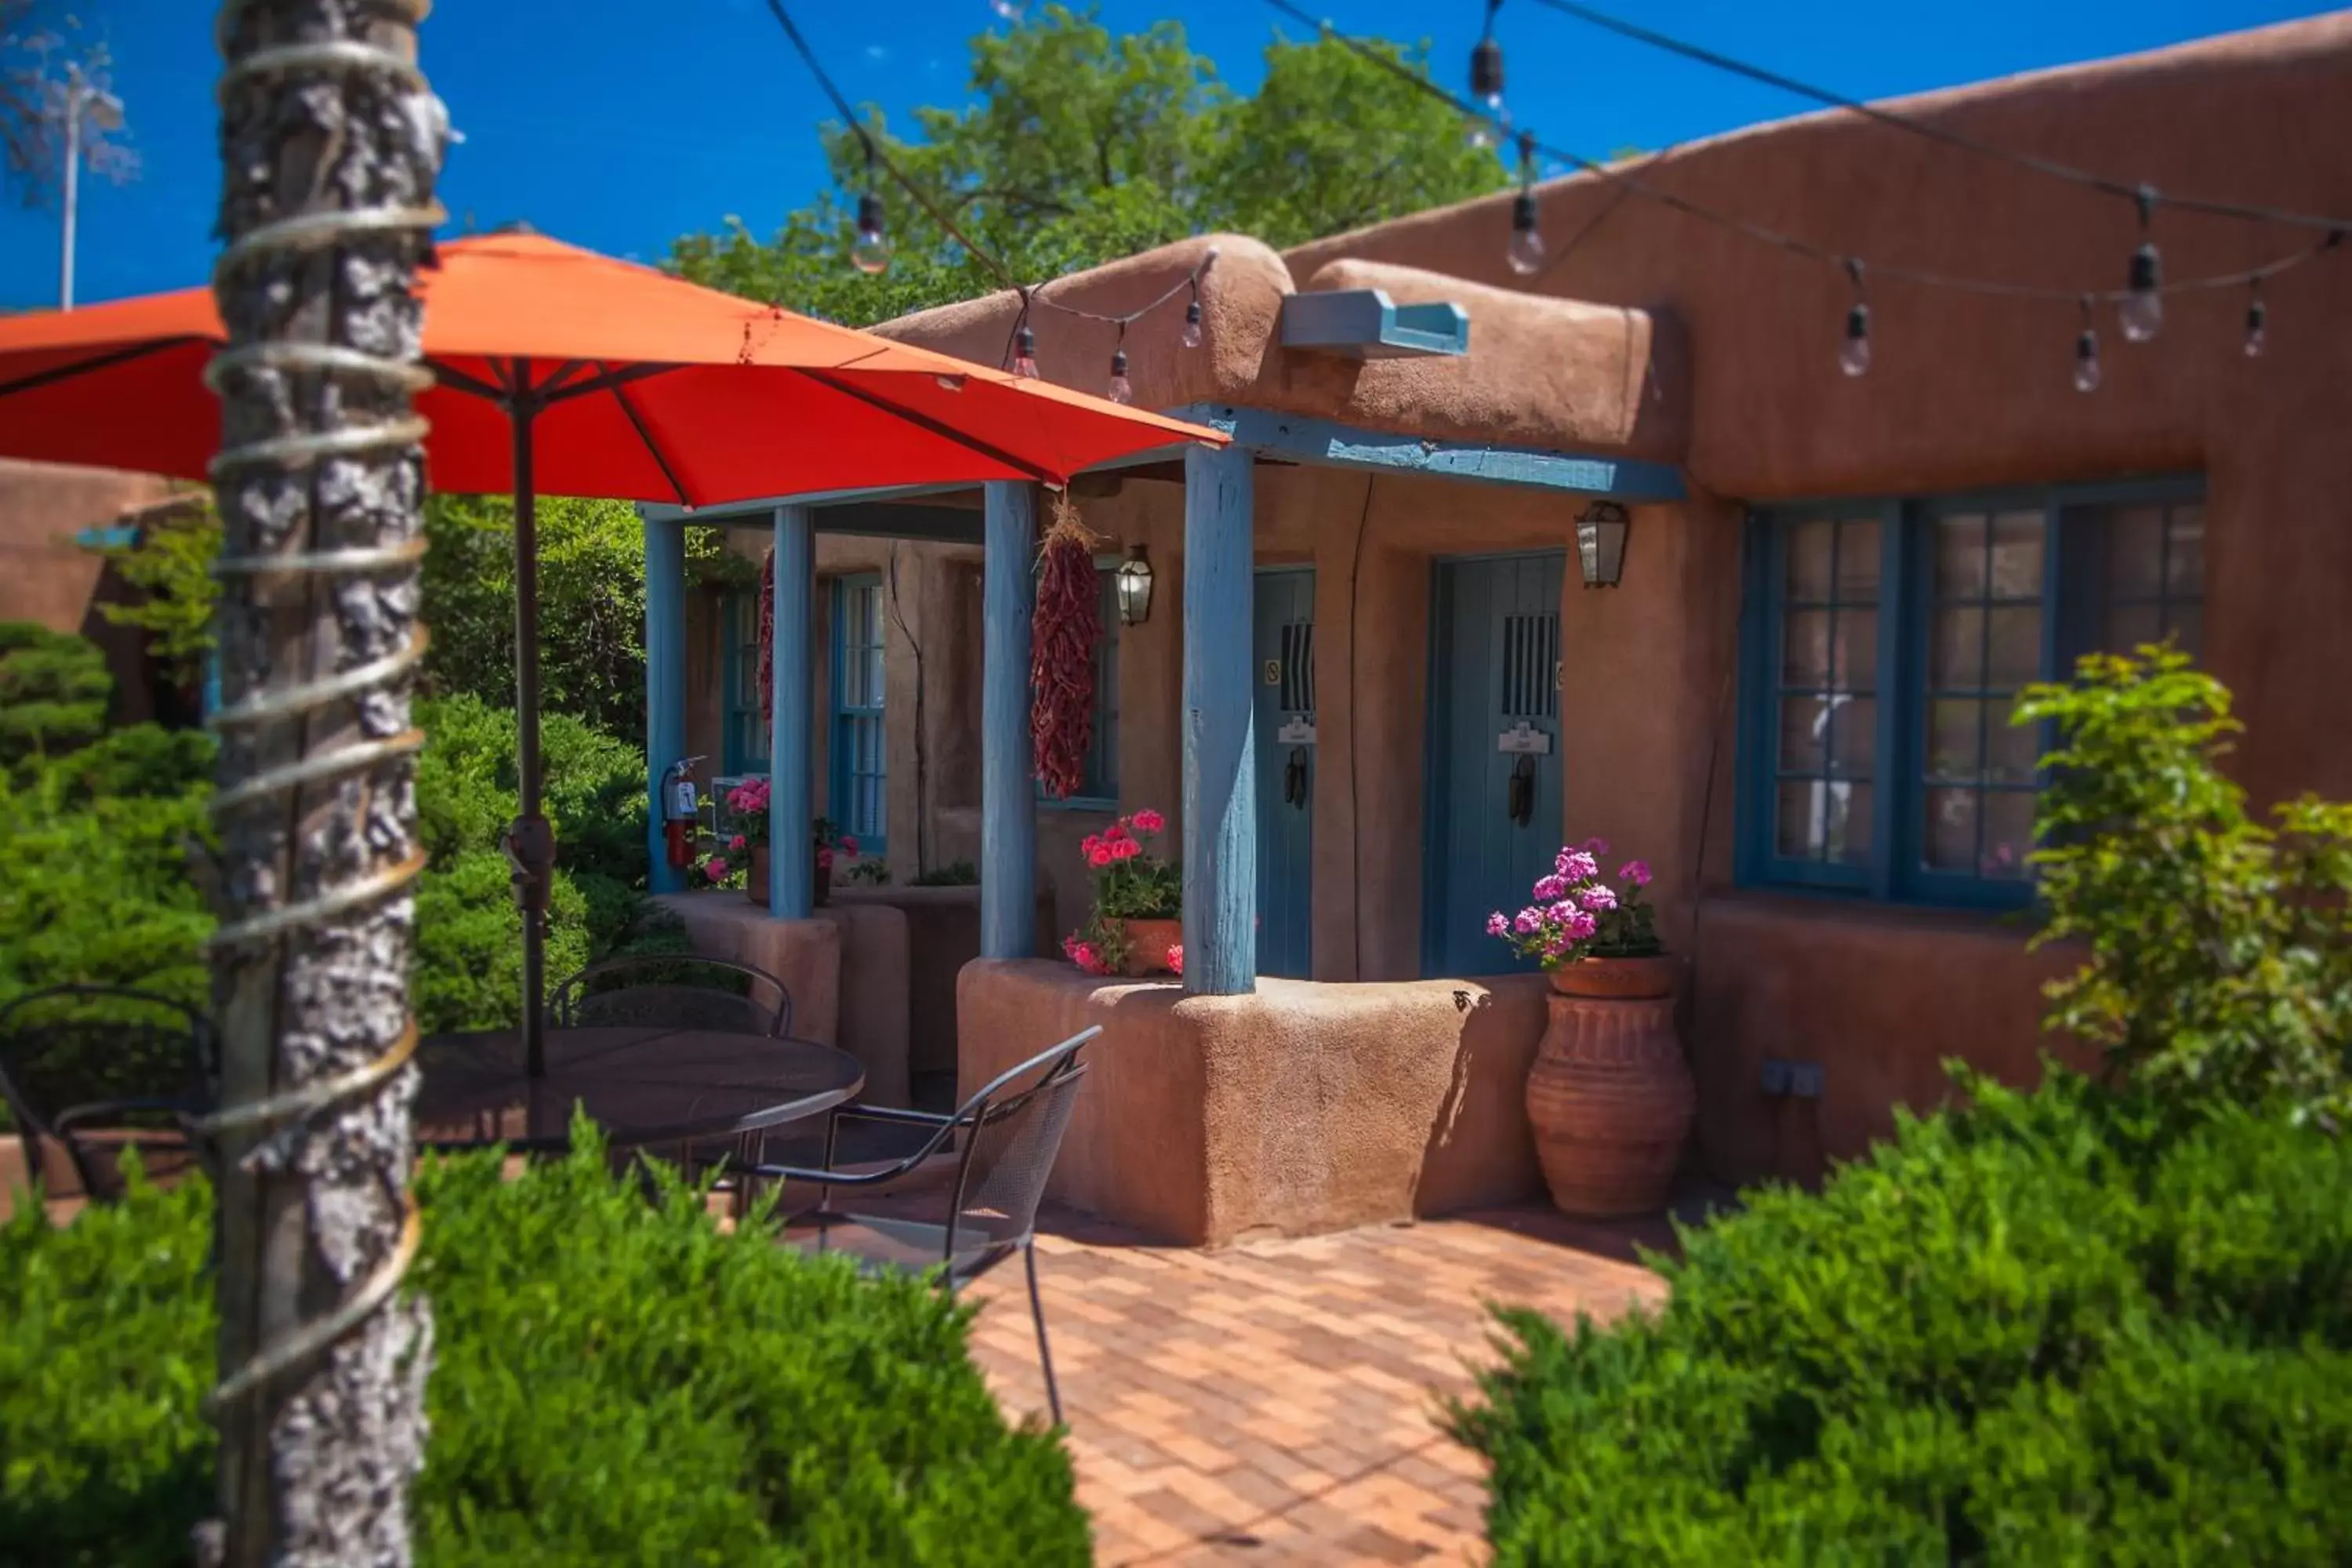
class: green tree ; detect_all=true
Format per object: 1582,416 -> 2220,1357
0,619 -> 108,776
93,494 -> 221,695
670,7 -> 1508,326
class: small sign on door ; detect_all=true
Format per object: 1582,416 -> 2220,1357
1277,717 -> 1316,746
1263,659 -> 1283,685
1497,721 -> 1553,755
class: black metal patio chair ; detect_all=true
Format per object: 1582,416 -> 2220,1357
550,953 -> 793,1039
0,985 -> 215,1205
742,1025 -> 1102,1425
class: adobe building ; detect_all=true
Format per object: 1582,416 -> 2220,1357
643,15 -> 2347,1240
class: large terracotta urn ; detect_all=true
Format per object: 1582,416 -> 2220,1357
1525,955 -> 1696,1217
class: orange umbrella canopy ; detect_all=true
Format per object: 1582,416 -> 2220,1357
0,231 -> 1220,500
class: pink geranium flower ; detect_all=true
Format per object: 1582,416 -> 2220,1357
840,835 -> 859,856
728,834 -> 746,852
705,857 -> 729,881
1532,873 -> 1568,902
1167,944 -> 1184,976
816,848 -> 834,872
1086,844 -> 1114,869
1111,837 -> 1142,861
1486,912 -> 1510,937
1581,836 -> 1610,856
1579,885 -> 1617,913
1620,859 -> 1653,887
1103,821 -> 1128,841
1131,808 -> 1166,835
1555,848 -> 1600,883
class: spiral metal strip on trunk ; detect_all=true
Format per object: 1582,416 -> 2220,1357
193,0 -> 443,1424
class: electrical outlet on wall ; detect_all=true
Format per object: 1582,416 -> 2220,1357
1759,1058 -> 1791,1095
1786,1062 -> 1825,1099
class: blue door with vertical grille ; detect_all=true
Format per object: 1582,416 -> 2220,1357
1254,568 -> 1315,978
1423,552 -> 1566,975
829,574 -> 887,855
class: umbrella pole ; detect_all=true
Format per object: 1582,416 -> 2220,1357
503,371 -> 555,1077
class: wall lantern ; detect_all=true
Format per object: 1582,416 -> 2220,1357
1114,543 -> 1156,626
1575,502 -> 1630,589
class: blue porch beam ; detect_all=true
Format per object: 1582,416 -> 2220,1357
768,505 -> 816,919
643,514 -> 688,895
1181,442 -> 1258,995
1279,289 -> 1470,359
1164,403 -> 1686,502
980,481 -> 1038,959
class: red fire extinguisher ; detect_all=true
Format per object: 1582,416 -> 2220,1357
661,756 -> 703,869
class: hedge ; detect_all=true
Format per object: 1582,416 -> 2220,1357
0,1128 -> 1090,1566
1452,1073 -> 2352,1565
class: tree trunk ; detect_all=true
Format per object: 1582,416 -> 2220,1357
201,2 -> 447,1563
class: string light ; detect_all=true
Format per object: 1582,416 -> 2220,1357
2073,297 -> 2101,393
1107,326 -> 1134,404
1506,133 -> 1544,275
2243,280 -> 2267,358
1465,0 -> 1506,151
1013,321 -> 1040,378
850,143 -> 889,276
2120,186 -> 2162,343
1181,281 -> 1205,350
1838,258 -> 1871,377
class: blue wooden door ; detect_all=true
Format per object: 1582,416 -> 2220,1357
1254,568 -> 1316,978
1424,552 -> 1566,975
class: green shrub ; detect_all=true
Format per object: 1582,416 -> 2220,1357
412,851 -> 590,1036
910,861 -> 979,887
0,622 -> 111,779
0,1129 -> 1090,1566
1453,1073 -> 2352,1564
2018,645 -> 2352,1124
415,692 -> 648,894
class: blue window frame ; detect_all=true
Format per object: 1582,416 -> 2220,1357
829,573 -> 887,853
1737,477 -> 2204,908
1038,561 -> 1121,809
718,588 -> 765,778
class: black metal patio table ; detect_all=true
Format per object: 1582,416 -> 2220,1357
413,1025 -> 864,1156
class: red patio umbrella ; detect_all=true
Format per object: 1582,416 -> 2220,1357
0,231 -> 1222,1064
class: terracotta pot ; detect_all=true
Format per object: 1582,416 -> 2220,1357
744,844 -> 829,909
1549,953 -> 1679,1000
1117,916 -> 1181,976
1525,989 -> 1696,1218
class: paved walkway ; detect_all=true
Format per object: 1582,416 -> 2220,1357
961,1206 -> 1675,1566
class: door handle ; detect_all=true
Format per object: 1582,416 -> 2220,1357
1507,754 -> 1535,826
1284,746 -> 1308,808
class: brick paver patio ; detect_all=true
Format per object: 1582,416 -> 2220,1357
961,1206 -> 1678,1566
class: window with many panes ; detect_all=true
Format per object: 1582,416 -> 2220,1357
718,588 -> 765,778
1740,480 -> 2204,906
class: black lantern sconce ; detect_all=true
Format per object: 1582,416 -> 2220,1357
1575,502 -> 1630,589
1114,543 -> 1156,626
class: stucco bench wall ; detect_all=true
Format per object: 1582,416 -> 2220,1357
958,958 -> 1553,1246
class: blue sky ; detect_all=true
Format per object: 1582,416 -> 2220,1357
2,0 -> 2333,310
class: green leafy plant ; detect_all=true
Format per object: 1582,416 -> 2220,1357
90,495 -> 221,695
0,1126 -> 1092,1566
0,620 -> 111,779
1453,1069 -> 2352,1564
910,861 -> 979,887
2018,644 -> 2352,1124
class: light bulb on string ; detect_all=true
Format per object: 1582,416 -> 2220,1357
2074,298 -> 2102,394
2119,186 -> 2163,343
1013,322 -> 1040,379
1181,282 -> 1204,350
850,191 -> 890,276
1505,136 -> 1543,276
1106,340 -> 1134,405
2243,281 -> 2267,358
1465,9 -> 1505,151
1838,259 -> 1871,377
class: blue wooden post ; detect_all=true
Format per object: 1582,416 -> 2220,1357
769,505 -> 816,918
982,481 -> 1038,958
1181,443 -> 1257,993
643,514 -> 687,896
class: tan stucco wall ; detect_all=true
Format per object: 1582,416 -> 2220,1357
958,959 -> 1548,1244
0,459 -> 186,724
